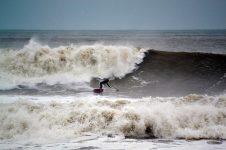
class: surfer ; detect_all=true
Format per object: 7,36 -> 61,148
99,78 -> 111,89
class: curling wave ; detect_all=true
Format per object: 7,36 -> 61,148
110,49 -> 226,97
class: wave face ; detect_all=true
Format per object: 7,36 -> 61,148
110,50 -> 226,97
0,94 -> 226,143
0,40 -> 145,90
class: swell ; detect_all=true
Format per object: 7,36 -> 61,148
0,94 -> 226,143
111,50 -> 226,97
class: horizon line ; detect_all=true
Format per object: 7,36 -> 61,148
0,28 -> 226,31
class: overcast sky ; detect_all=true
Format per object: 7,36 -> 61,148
0,0 -> 226,30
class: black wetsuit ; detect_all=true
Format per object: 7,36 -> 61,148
99,79 -> 111,89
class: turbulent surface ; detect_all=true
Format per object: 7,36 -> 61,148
1,30 -> 226,148
0,94 -> 226,143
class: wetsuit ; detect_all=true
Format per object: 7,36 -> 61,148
99,79 -> 111,89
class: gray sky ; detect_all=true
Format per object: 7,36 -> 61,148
0,0 -> 226,30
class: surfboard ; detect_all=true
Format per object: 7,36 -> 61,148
93,88 -> 104,93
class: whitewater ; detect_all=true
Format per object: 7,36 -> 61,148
0,39 -> 145,90
0,30 -> 226,149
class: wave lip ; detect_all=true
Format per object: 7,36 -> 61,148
0,94 -> 226,143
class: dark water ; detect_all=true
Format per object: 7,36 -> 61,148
108,50 -> 226,97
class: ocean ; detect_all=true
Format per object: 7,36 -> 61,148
0,30 -> 226,149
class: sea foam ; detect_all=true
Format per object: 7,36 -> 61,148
0,94 -> 226,143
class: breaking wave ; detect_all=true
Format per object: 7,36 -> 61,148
0,39 -> 146,90
0,94 -> 226,143
0,39 -> 226,96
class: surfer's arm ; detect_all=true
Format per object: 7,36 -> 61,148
106,83 -> 111,88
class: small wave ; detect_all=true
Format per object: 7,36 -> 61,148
0,94 -> 226,143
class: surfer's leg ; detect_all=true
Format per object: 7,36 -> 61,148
99,82 -> 103,89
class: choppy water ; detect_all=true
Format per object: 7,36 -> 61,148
0,30 -> 226,149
